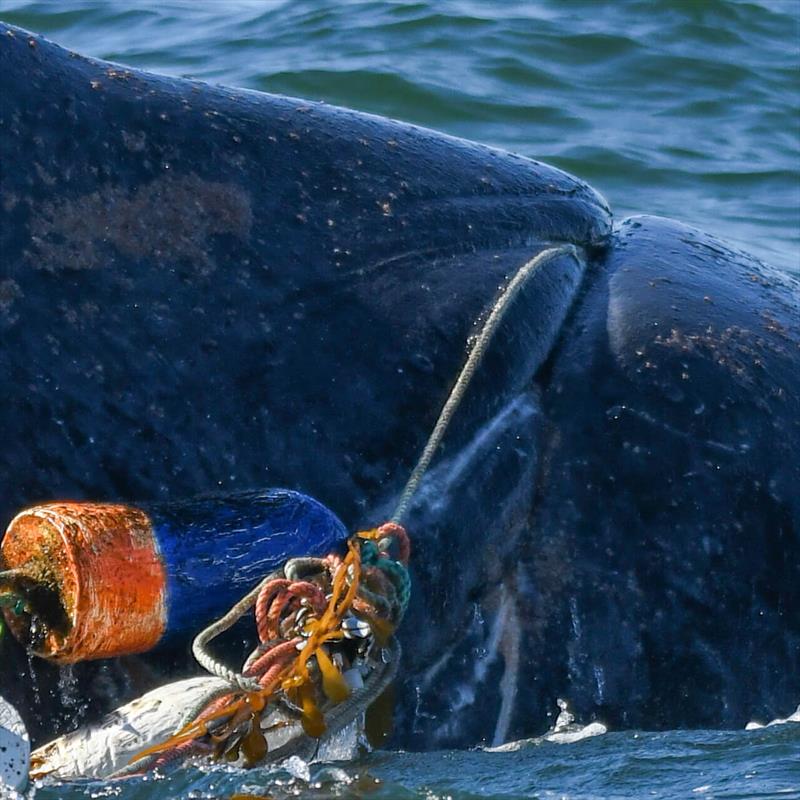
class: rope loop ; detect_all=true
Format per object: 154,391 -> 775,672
134,523 -> 411,771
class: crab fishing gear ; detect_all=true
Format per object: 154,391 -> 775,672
27,522 -> 411,781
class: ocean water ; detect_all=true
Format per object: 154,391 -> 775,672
1,1 -> 799,798
26,721 -> 800,800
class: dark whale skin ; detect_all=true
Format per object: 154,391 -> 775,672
0,21 -> 607,519
0,22 -> 608,744
515,217 -> 799,737
1,21 -> 798,751
394,216 -> 799,747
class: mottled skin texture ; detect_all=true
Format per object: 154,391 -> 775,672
402,217 -> 799,745
0,23 -> 798,750
0,22 -> 607,745
529,218 -> 800,731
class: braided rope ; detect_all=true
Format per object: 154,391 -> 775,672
263,638 -> 401,764
191,573 -> 283,692
391,243 -> 580,524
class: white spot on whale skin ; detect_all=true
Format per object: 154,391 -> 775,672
607,274 -> 629,364
0,695 -> 29,794
593,665 -> 607,705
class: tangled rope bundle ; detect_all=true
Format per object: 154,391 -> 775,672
130,522 -> 410,772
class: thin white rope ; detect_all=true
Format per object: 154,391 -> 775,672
191,573 -> 279,692
391,243 -> 580,524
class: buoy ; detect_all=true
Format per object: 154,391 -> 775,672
29,677 -> 232,780
0,490 -> 347,663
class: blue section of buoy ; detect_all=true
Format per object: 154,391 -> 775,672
148,489 -> 348,643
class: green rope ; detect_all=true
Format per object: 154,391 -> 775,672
377,558 -> 411,614
0,570 -> 29,642
0,594 -> 25,613
0,592 -> 26,643
359,539 -> 411,615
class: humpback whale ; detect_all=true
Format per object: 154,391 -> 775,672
0,22 -> 798,751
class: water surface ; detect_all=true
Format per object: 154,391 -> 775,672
31,723 -> 800,800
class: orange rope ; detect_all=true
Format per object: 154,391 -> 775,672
132,537 -> 365,763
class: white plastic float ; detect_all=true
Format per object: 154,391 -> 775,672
0,694 -> 29,794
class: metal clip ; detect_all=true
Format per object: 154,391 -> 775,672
341,616 -> 371,640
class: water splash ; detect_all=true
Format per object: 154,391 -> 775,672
746,703 -> 800,730
486,698 -> 607,752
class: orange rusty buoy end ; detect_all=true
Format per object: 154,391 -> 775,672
0,503 -> 167,663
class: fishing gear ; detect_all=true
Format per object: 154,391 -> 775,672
3,243 -> 576,780
0,491 -> 347,662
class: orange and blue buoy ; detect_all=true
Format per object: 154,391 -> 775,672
0,490 -> 347,664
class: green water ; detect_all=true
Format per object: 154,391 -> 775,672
2,1 -> 799,797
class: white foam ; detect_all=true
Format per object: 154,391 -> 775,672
745,704 -> 800,730
486,698 -> 607,751
543,721 -> 608,744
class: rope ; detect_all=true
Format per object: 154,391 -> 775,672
391,242 -> 580,524
114,638 -> 401,778
0,571 -> 28,640
107,684 -> 238,780
132,526 -> 408,772
191,573 -> 282,692
265,638 -> 401,764
122,245 -> 576,773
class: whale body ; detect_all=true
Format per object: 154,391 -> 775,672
0,22 -> 797,749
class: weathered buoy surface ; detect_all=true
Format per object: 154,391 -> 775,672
0,490 -> 348,662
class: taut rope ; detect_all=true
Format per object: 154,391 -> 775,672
391,243 -> 579,523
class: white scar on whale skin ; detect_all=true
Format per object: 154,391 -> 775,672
408,392 -> 539,518
492,586 -> 521,747
407,392 -> 537,710
404,393 -> 537,742
432,594 -> 511,740
416,586 -> 522,746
